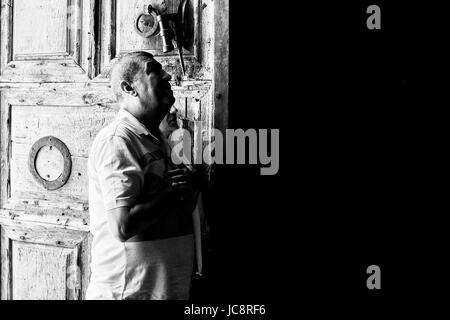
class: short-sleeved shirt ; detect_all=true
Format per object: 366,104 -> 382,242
86,108 -> 194,300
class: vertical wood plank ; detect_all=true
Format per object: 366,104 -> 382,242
213,0 -> 229,132
80,232 -> 92,300
193,0 -> 200,60
0,94 -> 11,209
199,0 -> 213,77
0,226 -> 12,300
82,0 -> 96,78
0,0 -> 13,73
99,0 -> 116,77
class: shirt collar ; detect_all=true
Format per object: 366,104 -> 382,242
117,108 -> 162,144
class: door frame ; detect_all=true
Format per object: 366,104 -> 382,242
213,0 -> 229,133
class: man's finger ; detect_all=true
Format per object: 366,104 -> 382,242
165,169 -> 189,178
167,174 -> 191,183
172,181 -> 189,187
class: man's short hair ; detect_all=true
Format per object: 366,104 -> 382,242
110,51 -> 154,101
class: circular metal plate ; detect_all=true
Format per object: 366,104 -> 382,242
134,12 -> 159,38
28,136 -> 72,191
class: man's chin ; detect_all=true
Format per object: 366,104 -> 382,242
158,92 -> 176,110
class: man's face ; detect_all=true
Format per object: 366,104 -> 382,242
134,58 -> 176,122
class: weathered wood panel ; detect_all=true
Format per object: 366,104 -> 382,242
12,242 -> 70,300
0,91 -> 115,217
3,104 -> 116,212
11,153 -> 89,203
13,0 -> 69,58
0,0 -> 95,82
0,209 -> 90,232
0,60 -> 90,83
11,105 -> 117,158
0,0 -> 221,301
3,223 -> 86,248
0,222 -> 90,300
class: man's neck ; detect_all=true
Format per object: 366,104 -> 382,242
139,115 -> 159,135
122,104 -> 160,133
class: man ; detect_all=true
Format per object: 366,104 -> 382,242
86,52 -> 197,300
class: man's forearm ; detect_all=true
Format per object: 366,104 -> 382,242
122,188 -> 183,239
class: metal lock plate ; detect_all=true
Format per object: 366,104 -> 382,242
134,0 -> 168,38
28,136 -> 72,191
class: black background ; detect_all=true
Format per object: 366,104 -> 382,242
2,1 -> 447,318
197,0 -> 448,315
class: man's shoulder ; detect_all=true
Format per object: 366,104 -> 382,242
90,120 -> 136,162
93,117 -> 136,146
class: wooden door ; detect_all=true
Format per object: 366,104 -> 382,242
0,0 -> 227,300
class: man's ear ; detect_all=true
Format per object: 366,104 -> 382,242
120,80 -> 138,97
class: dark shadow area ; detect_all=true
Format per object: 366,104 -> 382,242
191,1 -> 448,313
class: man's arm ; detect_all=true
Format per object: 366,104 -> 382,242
95,132 -> 198,242
106,185 -> 191,242
106,168 -> 197,242
93,135 -> 183,242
